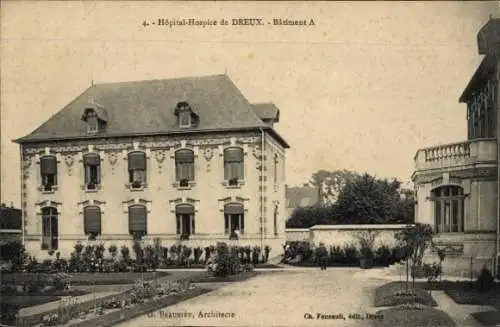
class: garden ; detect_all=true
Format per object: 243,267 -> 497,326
371,223 -> 500,327
0,240 -> 264,326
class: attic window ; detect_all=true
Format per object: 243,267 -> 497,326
179,111 -> 191,128
176,102 -> 196,128
87,110 -> 99,133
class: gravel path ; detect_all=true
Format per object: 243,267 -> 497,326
116,268 -> 388,327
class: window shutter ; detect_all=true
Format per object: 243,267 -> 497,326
224,148 -> 243,162
129,206 -> 147,233
84,154 -> 100,166
175,150 -> 194,163
84,207 -> 101,234
176,204 -> 194,214
224,203 -> 244,214
40,156 -> 57,174
128,152 -> 146,170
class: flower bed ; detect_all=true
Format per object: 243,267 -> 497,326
372,304 -> 455,327
17,279 -> 197,326
67,287 -> 211,327
374,282 -> 437,307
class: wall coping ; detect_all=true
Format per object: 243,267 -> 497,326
309,224 -> 413,231
285,228 -> 309,232
0,229 -> 22,233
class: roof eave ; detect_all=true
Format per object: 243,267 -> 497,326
458,54 -> 496,103
14,126 -> 291,148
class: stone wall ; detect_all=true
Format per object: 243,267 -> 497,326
286,224 -> 408,248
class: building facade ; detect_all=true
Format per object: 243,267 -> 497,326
14,75 -> 289,259
413,19 -> 500,277
285,185 -> 319,220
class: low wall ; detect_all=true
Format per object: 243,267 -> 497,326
286,224 -> 410,248
285,228 -> 310,242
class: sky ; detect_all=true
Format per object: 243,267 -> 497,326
1,1 -> 498,207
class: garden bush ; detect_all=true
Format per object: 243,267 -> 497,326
476,267 -> 495,292
213,242 -> 241,277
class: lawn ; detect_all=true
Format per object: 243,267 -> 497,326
1,271 -> 170,285
372,305 -> 456,327
471,310 -> 500,327
374,281 -> 437,307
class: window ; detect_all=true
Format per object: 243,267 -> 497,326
224,148 -> 244,183
40,156 -> 57,192
129,205 -> 147,240
175,204 -> 195,239
83,154 -> 100,190
128,152 -> 147,189
87,111 -> 98,133
41,207 -> 58,250
175,150 -> 195,186
84,206 -> 101,239
179,112 -> 191,128
224,203 -> 244,238
431,185 -> 465,233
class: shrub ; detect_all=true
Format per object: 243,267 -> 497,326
144,245 -> 156,270
0,241 -> 27,271
477,267 -> 495,292
329,246 -> 344,264
193,247 -> 203,264
204,246 -> 211,264
264,246 -> 271,263
252,246 -> 261,264
213,242 -> 241,277
120,245 -> 131,266
360,246 -> 374,260
375,245 -> 392,266
343,244 -> 358,263
108,244 -> 118,260
182,246 -> 192,266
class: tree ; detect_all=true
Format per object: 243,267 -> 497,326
309,169 -> 359,206
333,174 -> 414,224
395,223 -> 434,290
286,205 -> 333,228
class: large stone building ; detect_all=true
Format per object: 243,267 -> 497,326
14,74 -> 289,259
413,19 -> 500,276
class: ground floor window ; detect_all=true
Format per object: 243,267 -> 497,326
129,205 -> 147,240
431,185 -> 465,233
176,204 -> 195,239
224,203 -> 244,238
41,207 -> 58,250
84,206 -> 101,240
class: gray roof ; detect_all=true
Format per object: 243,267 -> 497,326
15,74 -> 289,147
251,103 -> 280,121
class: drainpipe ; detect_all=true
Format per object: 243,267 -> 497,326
260,128 -> 265,251
20,144 -> 25,245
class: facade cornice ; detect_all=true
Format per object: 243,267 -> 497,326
413,166 -> 497,184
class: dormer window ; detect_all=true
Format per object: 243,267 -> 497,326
87,111 -> 98,133
81,102 -> 108,135
179,111 -> 191,128
175,101 -> 198,128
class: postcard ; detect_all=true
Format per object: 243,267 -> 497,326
1,1 -> 500,326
